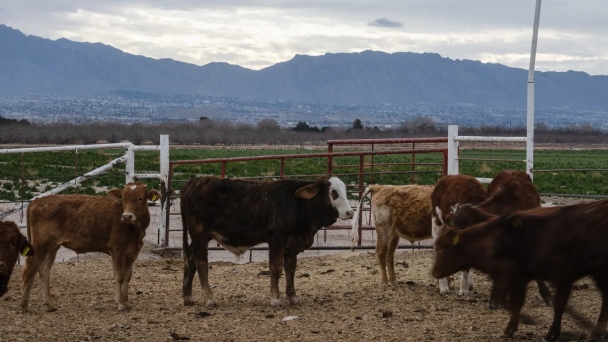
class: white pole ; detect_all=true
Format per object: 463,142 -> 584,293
159,134 -> 170,246
447,125 -> 459,175
125,144 -> 135,184
527,0 -> 542,181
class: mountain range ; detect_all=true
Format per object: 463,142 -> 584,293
1,24 -> 608,111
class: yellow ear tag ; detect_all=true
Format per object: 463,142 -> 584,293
512,218 -> 523,228
151,194 -> 157,201
21,246 -> 30,257
452,234 -> 460,246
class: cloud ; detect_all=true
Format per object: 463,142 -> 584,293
0,0 -> 607,75
368,18 -> 403,29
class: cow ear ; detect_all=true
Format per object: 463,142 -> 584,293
17,234 -> 35,257
295,183 -> 321,199
147,189 -> 161,202
106,188 -> 123,200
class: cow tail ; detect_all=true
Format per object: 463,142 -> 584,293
351,186 -> 373,247
180,205 -> 190,260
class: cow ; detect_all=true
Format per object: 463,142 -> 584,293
351,185 -> 434,285
492,201 -> 608,342
180,176 -> 353,307
433,199 -> 608,342
20,182 -> 161,313
0,221 -> 34,297
450,170 -> 553,309
430,174 -> 487,295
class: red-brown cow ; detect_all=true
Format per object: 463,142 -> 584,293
0,221 -> 34,297
433,198 -> 608,342
431,174 -> 487,295
180,176 -> 353,307
20,183 -> 161,313
450,170 -> 553,309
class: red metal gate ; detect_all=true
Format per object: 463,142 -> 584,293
163,138 -> 448,250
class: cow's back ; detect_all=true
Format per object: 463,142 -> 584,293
29,194 -> 122,253
371,185 -> 434,241
483,170 -> 541,214
180,177 -> 323,246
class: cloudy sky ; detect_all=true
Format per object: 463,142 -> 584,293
1,0 -> 607,75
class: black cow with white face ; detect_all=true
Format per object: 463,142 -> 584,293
180,176 -> 353,307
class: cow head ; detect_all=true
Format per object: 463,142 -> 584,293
295,176 -> 354,222
107,182 -> 162,226
450,204 -> 497,229
0,221 -> 34,297
431,228 -> 466,279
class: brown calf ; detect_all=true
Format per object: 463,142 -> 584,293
351,185 -> 434,285
21,182 -> 161,312
0,221 -> 34,297
491,201 -> 608,342
450,170 -> 552,309
431,174 -> 487,295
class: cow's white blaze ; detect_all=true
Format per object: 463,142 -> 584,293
129,185 -> 137,190
329,177 -> 353,220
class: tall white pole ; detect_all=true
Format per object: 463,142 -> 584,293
159,134 -> 170,246
447,125 -> 459,175
526,0 -> 542,181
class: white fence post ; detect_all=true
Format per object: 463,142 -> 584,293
526,0 -> 542,181
447,125 -> 459,175
125,144 -> 135,184
159,135 -> 170,246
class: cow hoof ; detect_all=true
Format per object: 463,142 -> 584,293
287,296 -> 300,305
46,305 -> 57,313
117,304 -> 130,311
458,290 -> 469,296
439,288 -> 450,295
20,307 -> 29,314
205,299 -> 217,308
183,297 -> 195,306
544,299 -> 554,307
270,298 -> 282,307
487,303 -> 499,310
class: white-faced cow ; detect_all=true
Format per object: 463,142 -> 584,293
450,170 -> 552,309
21,183 -> 161,313
180,176 -> 353,307
0,221 -> 34,297
351,184 -> 434,285
431,174 -> 487,295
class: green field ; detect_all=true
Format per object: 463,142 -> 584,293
0,147 -> 606,202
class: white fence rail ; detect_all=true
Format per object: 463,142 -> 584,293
0,135 -> 170,246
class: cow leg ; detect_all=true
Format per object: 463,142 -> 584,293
111,254 -> 129,311
284,252 -> 299,305
459,270 -> 474,296
431,215 -> 450,294
268,242 -> 285,307
192,239 -> 215,308
182,243 -> 198,306
590,276 -> 608,340
503,281 -> 527,338
375,224 -> 389,285
536,280 -> 553,307
39,247 -> 59,312
386,235 -> 400,286
121,261 -> 134,305
21,249 -> 47,313
544,282 -> 572,342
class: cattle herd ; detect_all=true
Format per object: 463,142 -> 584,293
0,172 -> 607,341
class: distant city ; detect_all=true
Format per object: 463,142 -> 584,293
1,92 -> 607,130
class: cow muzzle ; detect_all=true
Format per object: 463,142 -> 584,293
121,213 -> 136,223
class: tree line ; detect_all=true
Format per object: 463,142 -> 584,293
0,116 -> 606,145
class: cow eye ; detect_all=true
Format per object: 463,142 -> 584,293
331,190 -> 339,200
138,197 -> 144,202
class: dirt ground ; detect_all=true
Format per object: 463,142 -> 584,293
1,250 -> 602,342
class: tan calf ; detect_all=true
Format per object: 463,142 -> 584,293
21,182 -> 161,313
352,185 -> 434,285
